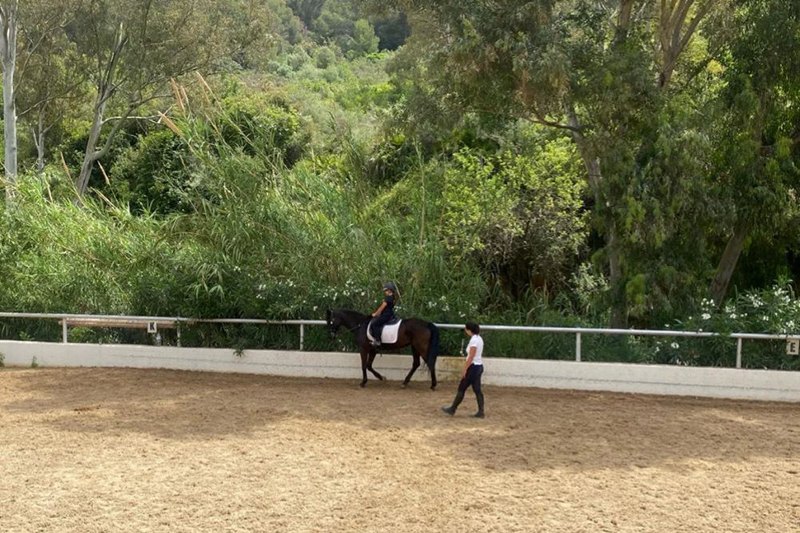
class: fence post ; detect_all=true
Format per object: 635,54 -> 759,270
177,323 -> 182,347
736,337 -> 742,369
575,332 -> 582,362
62,319 -> 68,343
300,324 -> 305,351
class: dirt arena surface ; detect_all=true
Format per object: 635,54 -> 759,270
1,368 -> 798,532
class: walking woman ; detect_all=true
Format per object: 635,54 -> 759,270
441,322 -> 485,418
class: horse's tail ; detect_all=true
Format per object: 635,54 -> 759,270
426,322 -> 440,374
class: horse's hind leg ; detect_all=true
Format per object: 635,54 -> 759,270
423,336 -> 437,390
360,349 -> 369,387
367,350 -> 384,381
402,351 -> 421,388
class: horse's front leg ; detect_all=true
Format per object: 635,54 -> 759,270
367,349 -> 384,381
402,353 -> 420,388
360,349 -> 369,387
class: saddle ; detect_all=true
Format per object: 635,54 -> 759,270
366,317 -> 402,344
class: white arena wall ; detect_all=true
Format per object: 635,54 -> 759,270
2,340 -> 799,402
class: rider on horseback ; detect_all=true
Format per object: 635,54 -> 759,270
369,282 -> 397,347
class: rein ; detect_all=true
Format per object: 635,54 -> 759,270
346,323 -> 362,333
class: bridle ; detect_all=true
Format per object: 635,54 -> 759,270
328,314 -> 365,336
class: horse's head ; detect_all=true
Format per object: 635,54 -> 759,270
326,309 -> 341,338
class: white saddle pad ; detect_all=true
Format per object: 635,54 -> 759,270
367,319 -> 402,344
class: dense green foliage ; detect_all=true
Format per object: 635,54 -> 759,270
0,0 -> 798,368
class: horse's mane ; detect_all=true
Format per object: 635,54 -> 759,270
334,308 -> 370,323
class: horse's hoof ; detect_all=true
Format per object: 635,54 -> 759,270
360,382 -> 367,388
401,382 -> 408,389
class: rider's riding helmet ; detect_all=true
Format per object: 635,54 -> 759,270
382,281 -> 397,293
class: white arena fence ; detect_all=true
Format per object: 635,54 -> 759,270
0,312 -> 798,402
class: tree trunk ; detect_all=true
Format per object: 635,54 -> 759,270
75,26 -> 129,198
76,95 -> 109,196
567,105 -> 627,327
3,60 -> 16,187
1,1 -> 18,198
606,224 -> 627,328
35,130 -> 44,173
710,221 -> 749,307
33,108 -> 45,173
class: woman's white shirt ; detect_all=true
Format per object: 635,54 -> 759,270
467,334 -> 483,365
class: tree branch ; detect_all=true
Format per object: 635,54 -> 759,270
92,103 -> 136,161
101,114 -> 160,125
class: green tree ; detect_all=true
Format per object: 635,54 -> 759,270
66,0 -> 227,197
0,0 -> 19,195
387,0 -> 732,326
442,138 -> 587,296
16,1 -> 88,173
313,0 -> 378,57
348,18 -> 379,57
707,0 -> 800,305
288,0 -> 326,27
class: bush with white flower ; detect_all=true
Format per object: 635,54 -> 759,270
654,280 -> 800,369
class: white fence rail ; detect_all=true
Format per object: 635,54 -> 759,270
0,312 -> 798,370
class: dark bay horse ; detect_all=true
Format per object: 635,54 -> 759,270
326,309 -> 439,389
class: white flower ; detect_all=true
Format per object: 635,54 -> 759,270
729,313 -> 738,319
670,342 -> 679,349
702,313 -> 711,320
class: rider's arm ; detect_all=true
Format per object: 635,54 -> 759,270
372,302 -> 387,317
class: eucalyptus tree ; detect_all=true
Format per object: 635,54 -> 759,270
1,0 -> 69,186
15,0 -> 87,173
386,0 -> 731,325
707,0 -> 800,305
0,0 -> 18,195
67,0 -> 227,196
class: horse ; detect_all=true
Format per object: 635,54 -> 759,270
326,308 -> 440,389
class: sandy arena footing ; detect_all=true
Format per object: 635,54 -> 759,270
1,367 -> 798,532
